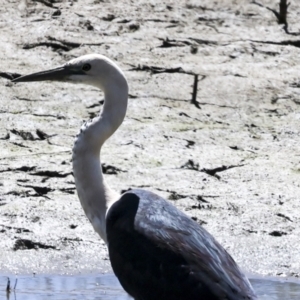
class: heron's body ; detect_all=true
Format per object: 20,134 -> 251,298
107,189 -> 255,300
12,54 -> 257,300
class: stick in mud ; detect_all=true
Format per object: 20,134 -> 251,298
191,74 -> 200,109
6,277 -> 18,300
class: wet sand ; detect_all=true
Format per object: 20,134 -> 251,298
0,0 -> 300,280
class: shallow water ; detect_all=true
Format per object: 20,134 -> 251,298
1,273 -> 300,300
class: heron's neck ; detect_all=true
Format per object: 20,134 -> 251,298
72,78 -> 128,243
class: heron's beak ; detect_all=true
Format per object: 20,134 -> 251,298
12,65 -> 81,83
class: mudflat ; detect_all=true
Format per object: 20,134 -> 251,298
0,0 -> 300,278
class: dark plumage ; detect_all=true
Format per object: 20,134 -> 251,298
106,189 -> 257,300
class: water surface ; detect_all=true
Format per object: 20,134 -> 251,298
1,274 -> 300,299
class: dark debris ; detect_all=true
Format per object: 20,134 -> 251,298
269,230 -> 287,237
13,238 -> 57,251
102,163 -> 126,175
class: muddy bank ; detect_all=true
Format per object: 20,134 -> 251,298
0,0 -> 300,278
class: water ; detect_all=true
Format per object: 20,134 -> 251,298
1,273 -> 300,300
251,277 -> 300,299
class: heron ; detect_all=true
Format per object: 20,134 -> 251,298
12,54 -> 257,300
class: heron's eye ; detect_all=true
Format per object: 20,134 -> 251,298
82,64 -> 91,72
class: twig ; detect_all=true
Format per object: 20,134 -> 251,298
264,0 -> 290,25
278,0 -> 290,25
252,0 -> 300,35
252,0 -> 290,25
13,279 -> 18,290
32,0 -> 58,9
6,278 -> 10,294
6,277 -> 18,300
191,75 -> 199,108
191,75 -> 206,109
128,64 -> 195,75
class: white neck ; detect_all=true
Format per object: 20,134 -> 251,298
72,74 -> 128,243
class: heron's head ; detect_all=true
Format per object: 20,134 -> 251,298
12,54 -> 127,91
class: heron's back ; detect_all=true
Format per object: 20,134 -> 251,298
106,189 -> 257,300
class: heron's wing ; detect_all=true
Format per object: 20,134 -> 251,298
106,189 -> 257,300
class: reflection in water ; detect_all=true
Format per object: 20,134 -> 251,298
251,277 -> 300,300
1,274 -> 300,300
